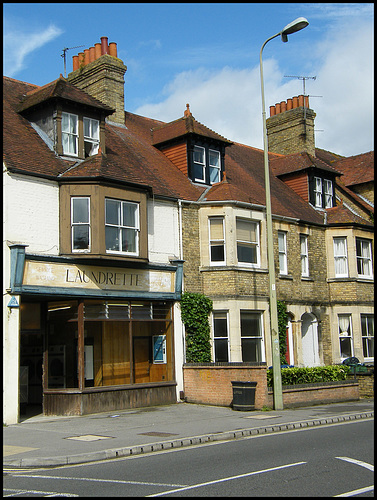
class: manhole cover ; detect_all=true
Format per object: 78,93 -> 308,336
65,435 -> 113,442
138,431 -> 179,437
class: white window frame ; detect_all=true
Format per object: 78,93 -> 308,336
212,311 -> 229,362
314,177 -> 322,208
71,197 -> 90,252
209,217 -> 225,265
361,314 -> 374,360
333,237 -> 348,277
105,199 -> 140,256
209,149 -> 221,184
278,231 -> 288,275
324,179 -> 333,208
62,112 -> 78,156
236,218 -> 260,267
356,238 -> 373,278
193,145 -> 206,183
240,311 -> 265,362
338,314 -> 353,360
83,117 -> 100,157
300,234 -> 309,277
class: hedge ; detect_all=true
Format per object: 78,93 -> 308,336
267,365 -> 351,387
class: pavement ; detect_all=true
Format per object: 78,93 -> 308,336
3,399 -> 374,469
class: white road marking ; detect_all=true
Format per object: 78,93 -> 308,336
334,485 -> 374,497
3,488 -> 78,497
335,456 -> 374,472
146,461 -> 307,497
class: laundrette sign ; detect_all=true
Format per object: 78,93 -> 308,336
22,260 -> 175,293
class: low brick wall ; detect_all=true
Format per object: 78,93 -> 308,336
183,364 -> 361,410
347,370 -> 374,398
183,363 -> 268,409
267,381 -> 359,408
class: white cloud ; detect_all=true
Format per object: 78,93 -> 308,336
3,22 -> 63,77
134,15 -> 373,157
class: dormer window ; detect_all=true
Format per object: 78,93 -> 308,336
84,117 -> 99,157
310,174 -> 335,209
62,112 -> 78,156
192,144 -> 222,185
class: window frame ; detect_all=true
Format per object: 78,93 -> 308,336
361,314 -> 374,360
83,117 -> 100,157
71,196 -> 91,252
356,237 -> 373,279
212,311 -> 229,362
193,145 -> 206,183
338,314 -> 354,360
209,216 -> 226,266
300,234 -> 309,277
333,236 -> 349,278
314,176 -> 323,208
236,218 -> 260,267
240,311 -> 265,362
62,112 -> 79,157
105,198 -> 140,256
278,231 -> 288,275
324,179 -> 333,208
209,149 -> 221,184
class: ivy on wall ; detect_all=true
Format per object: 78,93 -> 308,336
180,292 -> 213,362
277,300 -> 288,365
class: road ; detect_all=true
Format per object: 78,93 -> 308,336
3,419 -> 374,497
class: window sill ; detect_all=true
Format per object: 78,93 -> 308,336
301,276 -> 314,282
200,265 -> 267,273
328,277 -> 374,283
278,274 -> 293,280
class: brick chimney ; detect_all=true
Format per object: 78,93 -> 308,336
67,37 -> 127,125
266,95 -> 316,156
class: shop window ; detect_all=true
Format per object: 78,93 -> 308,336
333,237 -> 348,277
71,197 -> 90,252
236,218 -> 259,266
240,311 -> 264,362
361,314 -> 374,360
338,314 -> 353,359
209,217 -> 225,265
105,198 -> 139,255
21,302 -> 41,330
213,311 -> 229,362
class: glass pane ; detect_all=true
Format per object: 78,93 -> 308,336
236,220 -> 256,242
69,114 -> 77,134
241,338 -> 261,362
209,150 -> 220,167
122,228 -> 137,253
237,243 -> 257,264
210,166 -> 220,184
131,303 -> 152,319
278,233 -> 286,252
106,226 -> 120,251
241,313 -> 260,337
91,119 -> 99,140
193,146 -> 204,164
62,113 -> 69,132
210,218 -> 224,239
72,198 -> 89,223
193,162 -> 204,181
84,117 -> 90,137
69,134 -> 77,154
123,203 -> 137,228
211,244 -> 224,262
106,199 -> 120,225
340,337 -> 352,358
213,314 -> 227,338
214,339 -> 228,362
73,225 -> 89,250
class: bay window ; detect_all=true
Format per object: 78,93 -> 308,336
240,312 -> 264,362
338,314 -> 353,359
213,311 -> 229,362
209,217 -> 225,265
71,197 -> 90,251
333,237 -> 348,277
361,314 -> 374,360
236,219 -> 259,266
105,199 -> 139,255
356,238 -> 373,278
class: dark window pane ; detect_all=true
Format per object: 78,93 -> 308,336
214,317 -> 227,338
241,338 -> 261,362
237,243 -> 257,263
73,225 -> 89,249
106,199 -> 120,225
211,244 -> 224,262
214,339 -> 228,362
106,226 -> 120,251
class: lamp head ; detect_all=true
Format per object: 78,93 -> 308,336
281,17 -> 309,42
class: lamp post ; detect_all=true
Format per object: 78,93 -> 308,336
259,17 -> 309,410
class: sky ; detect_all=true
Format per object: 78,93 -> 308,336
3,3 -> 374,157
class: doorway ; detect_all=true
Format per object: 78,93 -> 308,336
301,312 -> 320,366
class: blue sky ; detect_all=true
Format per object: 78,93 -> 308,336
3,3 -> 374,157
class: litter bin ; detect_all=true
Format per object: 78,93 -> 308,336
231,381 -> 257,411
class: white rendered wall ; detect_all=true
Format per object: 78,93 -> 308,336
148,198 -> 180,264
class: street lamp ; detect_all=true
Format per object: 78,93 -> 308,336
259,17 -> 309,410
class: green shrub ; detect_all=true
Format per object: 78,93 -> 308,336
180,292 -> 213,362
267,365 -> 351,387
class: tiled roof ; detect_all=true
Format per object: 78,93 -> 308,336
331,151 -> 374,187
270,151 -> 342,177
17,76 -> 114,114
151,107 -> 232,146
325,204 -> 373,226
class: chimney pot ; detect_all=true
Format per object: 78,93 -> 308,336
78,52 -> 85,68
269,105 -> 276,116
89,46 -> 95,63
84,49 -> 90,66
305,95 -> 309,108
298,95 -> 304,107
293,96 -> 299,108
95,43 -> 102,60
275,103 -> 281,114
72,55 -> 79,71
280,101 -> 287,112
109,42 -> 117,58
101,36 -> 109,55
287,98 -> 293,110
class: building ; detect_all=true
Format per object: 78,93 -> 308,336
3,37 -> 374,424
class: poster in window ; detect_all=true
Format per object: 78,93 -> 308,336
153,335 -> 166,363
